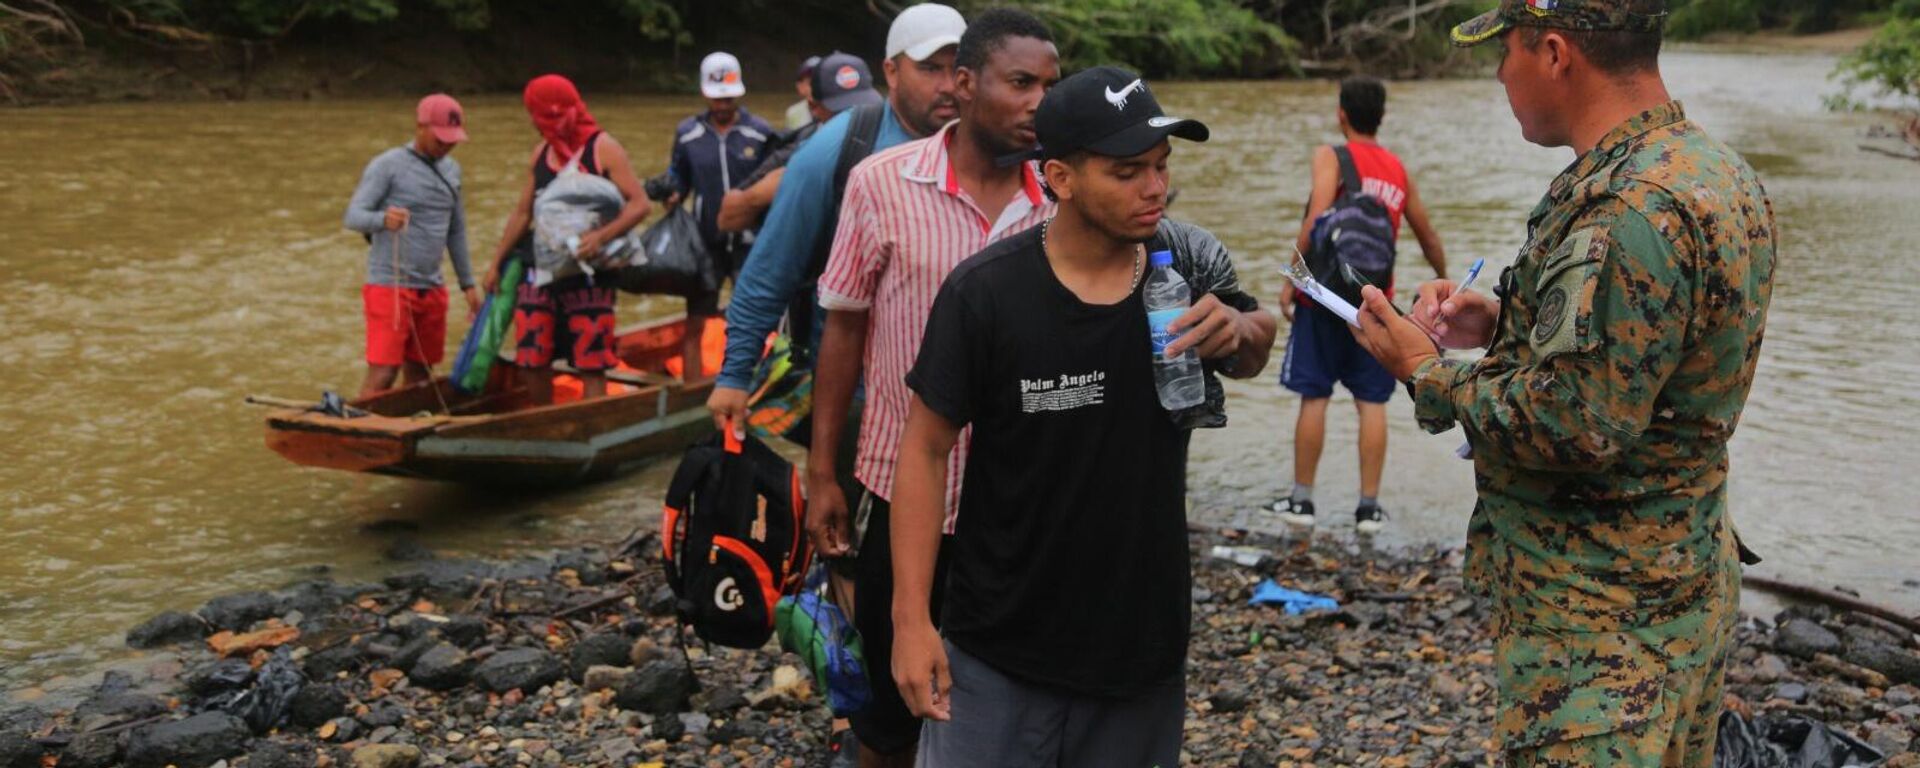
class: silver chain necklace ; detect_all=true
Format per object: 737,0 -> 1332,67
1040,217 -> 1143,294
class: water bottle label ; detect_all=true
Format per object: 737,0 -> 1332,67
1148,308 -> 1184,355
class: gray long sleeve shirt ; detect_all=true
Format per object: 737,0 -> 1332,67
344,143 -> 473,289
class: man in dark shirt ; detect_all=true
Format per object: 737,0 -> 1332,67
890,67 -> 1277,767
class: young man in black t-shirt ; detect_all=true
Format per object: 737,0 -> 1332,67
889,67 -> 1278,767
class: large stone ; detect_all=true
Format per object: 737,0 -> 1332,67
0,729 -> 41,768
58,730 -> 120,768
389,634 -> 439,671
383,560 -> 493,593
473,648 -> 564,693
126,611 -> 207,648
289,684 -> 349,728
614,660 -> 697,715
73,693 -> 167,732
247,740 -> 315,768
570,633 -> 632,682
409,643 -> 473,691
1843,642 -> 1920,687
186,657 -> 255,696
302,643 -> 368,680
441,615 -> 489,648
351,744 -> 422,768
125,713 -> 249,768
1773,618 -> 1842,660
197,591 -> 280,631
582,665 -> 631,693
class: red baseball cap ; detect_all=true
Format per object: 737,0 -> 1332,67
416,93 -> 468,144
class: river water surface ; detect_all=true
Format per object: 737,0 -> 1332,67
3,49 -> 1916,690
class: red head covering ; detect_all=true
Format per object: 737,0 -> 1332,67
522,74 -> 602,164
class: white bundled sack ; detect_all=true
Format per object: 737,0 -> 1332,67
531,151 -> 626,286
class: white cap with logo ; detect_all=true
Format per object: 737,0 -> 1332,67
885,4 -> 966,62
699,51 -> 746,99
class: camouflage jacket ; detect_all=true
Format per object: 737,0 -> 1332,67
1408,100 -> 1777,746
1405,98 -> 1774,748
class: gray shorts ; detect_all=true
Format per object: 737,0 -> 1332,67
918,641 -> 1185,768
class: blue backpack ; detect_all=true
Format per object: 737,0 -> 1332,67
1306,145 -> 1397,307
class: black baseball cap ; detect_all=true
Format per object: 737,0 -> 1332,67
1035,66 -> 1208,161
796,55 -> 822,82
811,51 -> 884,113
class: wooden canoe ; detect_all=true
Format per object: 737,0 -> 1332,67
264,315 -> 716,487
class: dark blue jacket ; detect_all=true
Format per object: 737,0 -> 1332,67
668,108 -> 773,247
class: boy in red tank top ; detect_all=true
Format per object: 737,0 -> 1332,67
1271,76 -> 1449,534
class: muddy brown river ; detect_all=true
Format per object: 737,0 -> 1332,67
3,48 -> 1916,690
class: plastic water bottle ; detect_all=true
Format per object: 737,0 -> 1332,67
1144,249 -> 1205,410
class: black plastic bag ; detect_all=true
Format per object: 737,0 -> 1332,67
205,647 -> 307,734
620,202 -> 719,297
1714,711 -> 1885,768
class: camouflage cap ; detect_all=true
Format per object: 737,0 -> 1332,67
1451,0 -> 1667,47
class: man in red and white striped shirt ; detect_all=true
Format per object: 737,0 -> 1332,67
807,9 -> 1060,764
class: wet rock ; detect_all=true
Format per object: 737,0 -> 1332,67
187,657 -> 255,696
711,718 -> 769,743
302,644 -> 367,680
442,615 -> 488,648
409,644 -> 474,691
645,586 -> 677,617
58,730 -> 121,768
383,560 -> 493,593
555,550 -> 609,586
583,665 -> 630,693
74,692 -> 167,731
1774,619 -> 1843,660
1238,749 -> 1276,768
389,634 -> 439,671
197,591 -> 280,631
358,703 -> 406,729
0,729 -> 42,768
1209,688 -> 1250,714
127,610 -> 207,648
1750,653 -> 1789,684
570,633 -> 631,682
1774,682 -> 1809,703
275,579 -> 362,617
629,637 -> 664,668
247,740 -> 315,768
615,661 -> 697,715
702,686 -> 748,714
289,684 -> 349,728
351,744 -> 422,768
651,713 -> 685,742
1843,642 -> 1920,687
125,712 -> 250,768
473,648 -> 564,693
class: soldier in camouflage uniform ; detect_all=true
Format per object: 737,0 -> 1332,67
1347,0 -> 1777,765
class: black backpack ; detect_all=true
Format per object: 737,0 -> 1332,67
1305,145 -> 1397,306
661,430 -> 812,648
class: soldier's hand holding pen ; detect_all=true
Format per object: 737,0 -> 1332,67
1412,279 -> 1499,350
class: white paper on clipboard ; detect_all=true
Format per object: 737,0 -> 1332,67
1287,274 -> 1362,327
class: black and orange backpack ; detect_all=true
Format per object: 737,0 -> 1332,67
661,428 -> 812,649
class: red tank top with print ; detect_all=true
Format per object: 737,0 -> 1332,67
1340,140 -> 1409,238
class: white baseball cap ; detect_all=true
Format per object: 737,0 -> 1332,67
700,52 -> 746,99
886,4 -> 966,62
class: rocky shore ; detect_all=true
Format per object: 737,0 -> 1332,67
2,531 -> 1916,768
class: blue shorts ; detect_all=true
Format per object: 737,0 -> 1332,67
1280,302 -> 1396,404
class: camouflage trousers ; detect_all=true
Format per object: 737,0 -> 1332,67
1497,564 -> 1741,767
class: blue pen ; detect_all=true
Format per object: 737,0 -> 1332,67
1457,257 -> 1487,294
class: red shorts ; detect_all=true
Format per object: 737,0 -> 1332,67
363,284 -> 448,367
512,274 -> 619,371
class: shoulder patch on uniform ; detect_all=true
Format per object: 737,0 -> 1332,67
738,126 -> 768,143
678,124 -> 707,144
1530,225 -> 1606,357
